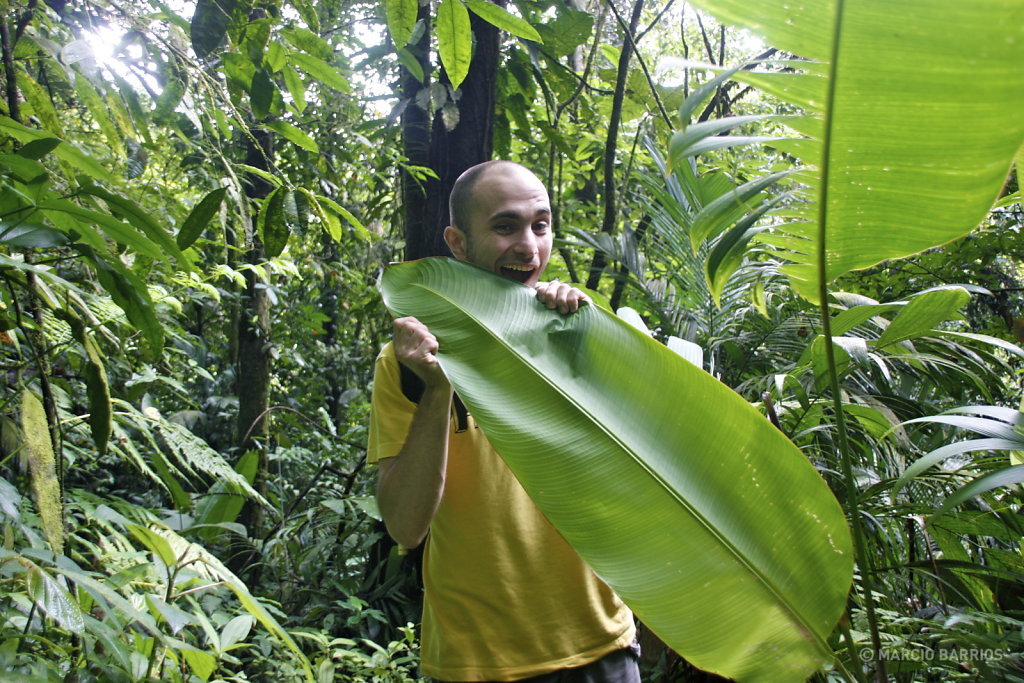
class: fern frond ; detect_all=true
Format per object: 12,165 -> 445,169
143,406 -> 272,511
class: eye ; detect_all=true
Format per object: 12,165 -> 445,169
532,222 -> 549,234
493,224 -> 514,234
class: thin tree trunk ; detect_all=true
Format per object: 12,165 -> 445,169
585,0 -> 646,290
318,233 -> 348,426
609,214 -> 650,311
549,4 -> 607,285
1,18 -> 21,122
549,153 -> 580,283
234,126 -> 274,561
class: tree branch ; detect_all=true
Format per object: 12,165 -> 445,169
637,0 -> 675,42
606,0 -> 672,129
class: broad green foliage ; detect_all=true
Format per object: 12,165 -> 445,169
656,3 -> 1024,674
82,334 -> 112,454
2,0 -> 1022,679
396,0 -> 543,91
140,405 -> 272,510
191,0 -> 241,61
0,116 -> 170,357
193,450 -> 261,542
147,523 -> 314,679
385,0 -> 418,49
684,0 -> 1024,302
383,257 -> 853,681
0,484 -> 315,681
436,0 -> 473,91
896,405 -> 1024,513
874,288 -> 971,349
1,0 -> 398,679
177,186 -> 228,250
463,0 -> 542,43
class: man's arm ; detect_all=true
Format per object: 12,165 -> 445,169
376,316 -> 452,549
376,283 -> 587,549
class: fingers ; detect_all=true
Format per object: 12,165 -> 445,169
535,281 -> 589,315
393,317 -> 449,387
394,316 -> 438,365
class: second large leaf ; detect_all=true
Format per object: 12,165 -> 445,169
683,0 -> 1024,302
382,258 -> 853,681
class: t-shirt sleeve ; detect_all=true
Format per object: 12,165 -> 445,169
367,342 -> 417,464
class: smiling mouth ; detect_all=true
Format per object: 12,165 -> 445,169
500,263 -> 536,284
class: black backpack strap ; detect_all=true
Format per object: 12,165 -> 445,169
398,361 -> 469,432
399,362 -> 425,404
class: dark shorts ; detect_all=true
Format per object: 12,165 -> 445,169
436,641 -> 642,683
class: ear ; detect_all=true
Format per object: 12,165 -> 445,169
444,225 -> 468,260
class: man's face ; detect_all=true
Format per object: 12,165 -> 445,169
445,166 -> 552,288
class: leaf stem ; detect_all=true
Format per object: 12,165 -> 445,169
816,0 -> 885,678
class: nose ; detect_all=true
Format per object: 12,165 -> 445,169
513,228 -> 537,259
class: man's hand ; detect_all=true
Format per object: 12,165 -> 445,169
535,281 -> 589,315
393,316 -> 451,389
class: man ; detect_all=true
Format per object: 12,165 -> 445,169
368,161 -> 638,682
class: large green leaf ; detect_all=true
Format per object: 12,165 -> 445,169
259,186 -> 290,258
287,52 -> 350,93
126,523 -> 179,569
82,335 -> 112,455
385,0 -> 418,48
265,119 -> 319,154
381,258 -> 853,681
435,0 -> 472,91
191,0 -> 238,61
464,0 -> 542,42
177,186 -> 228,250
192,449 -> 260,542
26,564 -> 85,632
20,391 -> 63,556
875,287 -> 970,349
683,0 -> 1024,302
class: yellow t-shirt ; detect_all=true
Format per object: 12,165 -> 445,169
368,343 -> 635,681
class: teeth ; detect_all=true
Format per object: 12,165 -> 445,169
502,264 -> 534,271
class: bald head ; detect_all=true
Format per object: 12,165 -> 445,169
449,161 -> 538,234
442,160 -> 552,287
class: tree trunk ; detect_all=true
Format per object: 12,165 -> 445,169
403,4 -> 503,259
234,126 -> 274,558
609,213 -> 650,311
400,0 -> 435,260
585,0 -> 645,291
